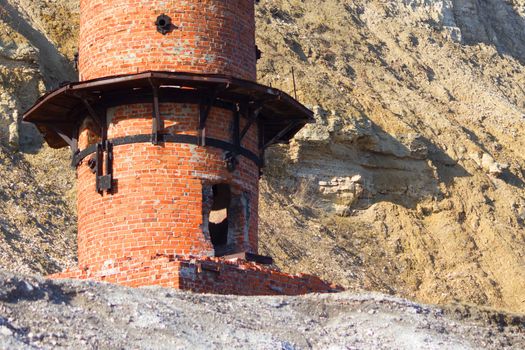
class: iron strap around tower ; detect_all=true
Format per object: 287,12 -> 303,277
73,134 -> 262,168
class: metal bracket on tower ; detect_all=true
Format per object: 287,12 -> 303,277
37,121 -> 79,167
233,106 -> 241,149
197,85 -> 230,147
263,121 -> 300,149
149,80 -> 163,145
74,94 -> 105,137
224,151 -> 239,172
225,106 -> 242,172
198,90 -> 217,146
239,105 -> 263,143
95,140 -> 113,194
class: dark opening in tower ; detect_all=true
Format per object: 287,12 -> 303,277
209,184 -> 231,254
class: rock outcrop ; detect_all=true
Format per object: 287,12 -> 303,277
256,0 -> 525,313
0,0 -> 76,149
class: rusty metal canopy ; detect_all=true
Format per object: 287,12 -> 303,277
23,71 -> 314,149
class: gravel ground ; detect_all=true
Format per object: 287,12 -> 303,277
0,270 -> 522,349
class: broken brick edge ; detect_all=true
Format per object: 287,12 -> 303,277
48,256 -> 344,296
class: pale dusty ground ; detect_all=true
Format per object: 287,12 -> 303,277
0,270 -> 523,349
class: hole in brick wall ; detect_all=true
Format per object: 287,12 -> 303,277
210,184 -> 231,251
203,183 -> 252,257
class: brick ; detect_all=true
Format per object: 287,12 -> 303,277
49,256 -> 343,296
79,0 -> 256,81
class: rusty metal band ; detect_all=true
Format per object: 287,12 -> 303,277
73,134 -> 262,168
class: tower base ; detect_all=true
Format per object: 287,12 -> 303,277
48,255 -> 343,295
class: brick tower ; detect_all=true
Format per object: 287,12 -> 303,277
23,0 -> 341,295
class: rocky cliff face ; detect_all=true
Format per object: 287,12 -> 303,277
1,0 -> 525,314
0,0 -> 77,148
256,0 -> 525,313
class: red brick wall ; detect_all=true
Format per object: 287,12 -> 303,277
77,103 -> 260,271
79,0 -> 256,81
50,256 -> 343,296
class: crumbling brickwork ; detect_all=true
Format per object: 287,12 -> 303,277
50,256 -> 343,296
